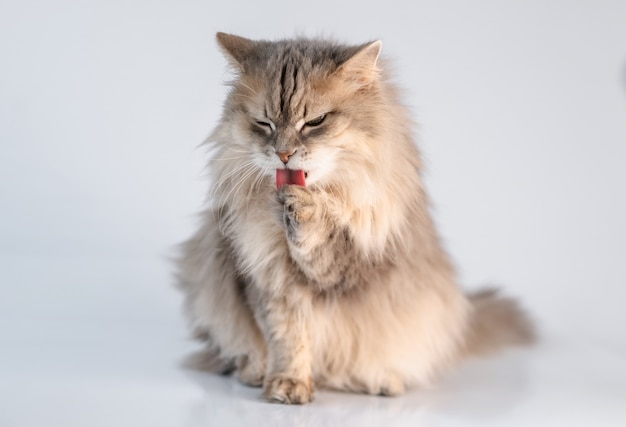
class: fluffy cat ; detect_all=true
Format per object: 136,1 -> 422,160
176,33 -> 535,404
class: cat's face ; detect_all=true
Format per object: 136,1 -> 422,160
217,34 -> 383,188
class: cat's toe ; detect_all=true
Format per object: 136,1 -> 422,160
263,375 -> 314,404
278,186 -> 316,233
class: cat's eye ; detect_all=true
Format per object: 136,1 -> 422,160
304,114 -> 326,127
255,120 -> 274,132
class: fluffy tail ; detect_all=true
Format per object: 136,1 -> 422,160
462,288 -> 536,357
182,347 -> 235,374
181,333 -> 235,374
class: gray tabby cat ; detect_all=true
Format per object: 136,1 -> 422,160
176,33 -> 534,404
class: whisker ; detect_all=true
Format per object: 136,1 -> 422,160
215,160 -> 256,203
213,169 -> 252,202
238,82 -> 260,96
232,93 -> 257,102
220,161 -> 256,184
210,160 -> 256,203
214,155 -> 250,161
249,167 -> 269,197
224,147 -> 251,154
220,164 -> 257,206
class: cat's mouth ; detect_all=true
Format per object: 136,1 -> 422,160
276,169 -> 307,189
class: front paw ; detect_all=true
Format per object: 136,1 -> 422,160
263,375 -> 314,404
278,185 -> 316,236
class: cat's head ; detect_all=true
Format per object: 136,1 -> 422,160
214,33 -> 385,189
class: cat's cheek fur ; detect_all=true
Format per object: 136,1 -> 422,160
293,148 -> 339,187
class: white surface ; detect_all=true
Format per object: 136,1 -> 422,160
1,255 -> 626,427
1,0 -> 626,425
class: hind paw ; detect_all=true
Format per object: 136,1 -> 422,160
236,354 -> 265,387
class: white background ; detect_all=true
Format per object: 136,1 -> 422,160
1,1 -> 625,426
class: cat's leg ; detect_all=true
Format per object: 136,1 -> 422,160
253,278 -> 315,404
278,185 -> 353,288
177,214 -> 267,386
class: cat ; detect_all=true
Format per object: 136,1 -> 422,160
176,32 -> 535,404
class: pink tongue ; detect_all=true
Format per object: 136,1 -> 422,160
276,169 -> 306,189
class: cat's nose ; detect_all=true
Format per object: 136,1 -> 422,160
277,149 -> 296,164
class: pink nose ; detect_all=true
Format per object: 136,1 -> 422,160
277,149 -> 296,164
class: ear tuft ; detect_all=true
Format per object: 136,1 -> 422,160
336,40 -> 383,87
216,32 -> 256,69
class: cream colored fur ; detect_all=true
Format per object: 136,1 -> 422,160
176,33 -> 534,404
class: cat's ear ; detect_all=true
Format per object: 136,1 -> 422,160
335,40 -> 383,88
216,32 -> 256,70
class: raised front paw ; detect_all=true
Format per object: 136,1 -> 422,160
263,375 -> 314,404
278,185 -> 316,236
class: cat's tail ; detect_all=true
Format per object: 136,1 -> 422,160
462,288 -> 536,357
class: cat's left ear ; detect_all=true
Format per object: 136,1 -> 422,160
335,40 -> 383,88
216,32 -> 256,71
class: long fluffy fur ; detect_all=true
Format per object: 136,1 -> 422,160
176,33 -> 534,404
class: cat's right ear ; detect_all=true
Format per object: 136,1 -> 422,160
335,40 -> 383,89
216,32 -> 256,71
